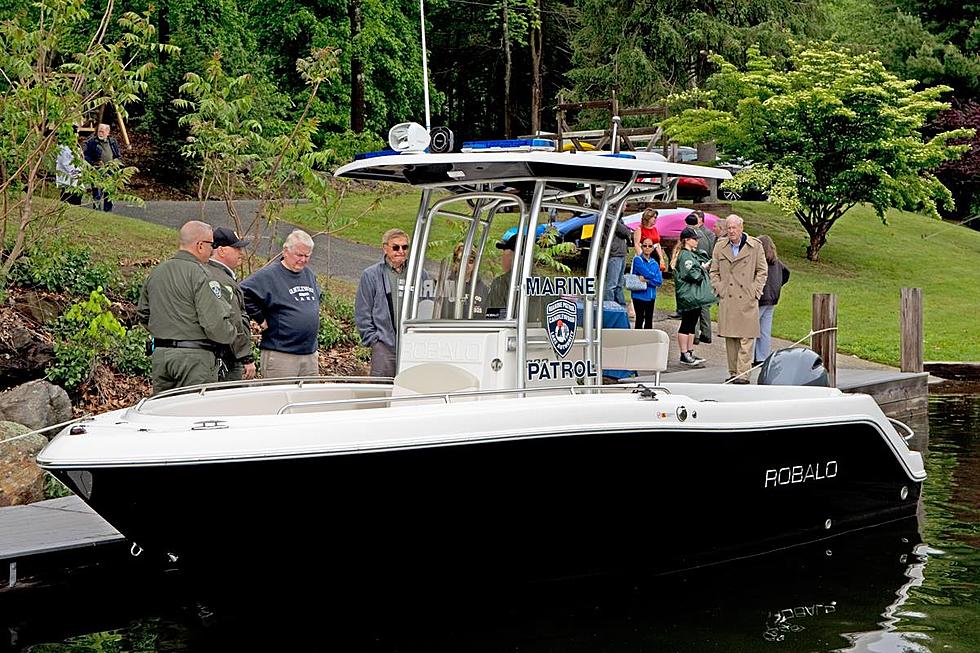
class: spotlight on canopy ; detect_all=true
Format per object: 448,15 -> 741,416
388,122 -> 430,153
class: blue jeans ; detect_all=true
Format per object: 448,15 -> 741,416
756,304 -> 776,361
604,256 -> 626,306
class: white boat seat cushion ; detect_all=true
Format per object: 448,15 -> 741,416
392,362 -> 480,400
602,328 -> 669,380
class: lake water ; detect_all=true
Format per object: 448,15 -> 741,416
4,392 -> 979,652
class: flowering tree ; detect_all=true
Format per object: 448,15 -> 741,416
663,42 -> 973,260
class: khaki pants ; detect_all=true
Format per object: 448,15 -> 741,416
724,337 -> 755,379
151,348 -> 219,395
260,349 -> 319,378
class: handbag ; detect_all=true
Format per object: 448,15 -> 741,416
624,273 -> 647,292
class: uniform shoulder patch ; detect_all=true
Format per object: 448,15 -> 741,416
208,280 -> 222,298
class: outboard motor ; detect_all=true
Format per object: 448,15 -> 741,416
757,347 -> 830,387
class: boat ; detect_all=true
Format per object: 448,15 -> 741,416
36,131 -> 925,578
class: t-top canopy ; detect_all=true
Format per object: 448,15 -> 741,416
334,150 -> 732,187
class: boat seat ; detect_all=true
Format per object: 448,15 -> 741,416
391,362 -> 480,404
601,328 -> 670,384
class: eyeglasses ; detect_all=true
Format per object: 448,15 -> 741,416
198,240 -> 214,247
388,244 -> 410,252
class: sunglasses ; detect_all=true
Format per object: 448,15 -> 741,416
198,240 -> 214,247
641,243 -> 655,248
388,244 -> 410,252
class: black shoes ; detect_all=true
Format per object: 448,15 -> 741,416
726,376 -> 750,384
680,352 -> 704,367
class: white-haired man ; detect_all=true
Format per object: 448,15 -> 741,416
709,214 -> 768,383
241,229 -> 322,378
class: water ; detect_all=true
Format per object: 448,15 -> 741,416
4,392 -> 979,652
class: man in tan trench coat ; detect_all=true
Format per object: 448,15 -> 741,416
709,215 -> 768,383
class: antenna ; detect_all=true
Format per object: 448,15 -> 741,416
419,0 -> 431,133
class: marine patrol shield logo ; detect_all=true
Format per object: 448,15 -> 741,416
546,298 -> 576,359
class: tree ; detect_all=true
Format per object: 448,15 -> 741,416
566,0 -> 824,110
0,0 -> 175,279
662,42 -> 973,260
927,101 -> 980,223
174,47 -> 359,270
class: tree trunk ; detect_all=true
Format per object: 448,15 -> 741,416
502,0 -> 512,138
349,0 -> 365,133
529,0 -> 542,135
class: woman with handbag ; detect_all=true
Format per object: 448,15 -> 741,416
671,227 -> 718,366
628,237 -> 663,329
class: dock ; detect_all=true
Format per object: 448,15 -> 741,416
0,496 -> 123,588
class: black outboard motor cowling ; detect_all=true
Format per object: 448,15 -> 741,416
757,347 -> 830,387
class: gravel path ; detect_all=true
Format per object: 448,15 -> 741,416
114,200 -> 380,284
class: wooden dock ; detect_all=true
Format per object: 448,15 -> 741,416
0,496 -> 123,588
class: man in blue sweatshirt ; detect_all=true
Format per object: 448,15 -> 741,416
241,230 -> 322,378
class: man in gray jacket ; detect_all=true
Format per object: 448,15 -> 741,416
355,228 -> 411,377
605,216 -> 635,308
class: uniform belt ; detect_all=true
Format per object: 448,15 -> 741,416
154,339 -> 221,353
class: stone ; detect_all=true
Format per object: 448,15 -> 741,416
0,380 -> 73,431
0,306 -> 54,388
0,421 -> 48,506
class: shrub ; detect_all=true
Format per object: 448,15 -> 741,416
318,312 -> 358,350
47,289 -> 127,392
9,242 -> 117,297
112,325 -> 153,378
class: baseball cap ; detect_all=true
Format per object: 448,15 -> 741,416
212,226 -> 250,248
680,227 -> 699,241
495,229 -> 518,250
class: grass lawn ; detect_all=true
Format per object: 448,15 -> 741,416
288,193 -> 980,366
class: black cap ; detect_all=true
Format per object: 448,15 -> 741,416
495,235 -> 517,251
213,226 -> 250,248
685,213 -> 698,225
680,227 -> 699,241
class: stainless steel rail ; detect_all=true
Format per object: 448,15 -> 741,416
277,383 -> 670,415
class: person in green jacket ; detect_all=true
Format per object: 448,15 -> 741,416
138,221 -> 238,394
671,227 -> 717,367
207,226 -> 257,382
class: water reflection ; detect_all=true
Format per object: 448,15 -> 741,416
4,394 -> 979,653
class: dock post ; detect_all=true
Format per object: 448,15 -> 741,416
901,288 -> 924,373
812,293 -> 837,387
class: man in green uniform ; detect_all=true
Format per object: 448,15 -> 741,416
207,226 -> 256,382
138,220 -> 238,394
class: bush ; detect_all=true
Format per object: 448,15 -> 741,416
47,289 -> 127,392
318,312 -> 358,349
112,325 -> 153,378
9,241 -> 117,296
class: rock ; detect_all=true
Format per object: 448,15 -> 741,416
0,305 -> 54,388
0,421 -> 48,506
16,290 -> 64,324
0,380 -> 72,431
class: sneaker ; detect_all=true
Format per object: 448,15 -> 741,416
679,352 -> 698,366
689,351 -> 706,364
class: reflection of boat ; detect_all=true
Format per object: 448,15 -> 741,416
37,135 -> 925,577
0,519 -> 927,652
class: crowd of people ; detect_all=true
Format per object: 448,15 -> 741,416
141,208 -> 789,394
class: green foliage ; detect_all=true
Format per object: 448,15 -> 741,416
318,294 -> 360,349
9,242 -> 117,296
44,472 -> 73,499
823,0 -> 980,101
663,42 -> 974,260
0,0 -> 172,276
111,325 -> 153,378
47,288 -> 127,391
566,0 -> 825,110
